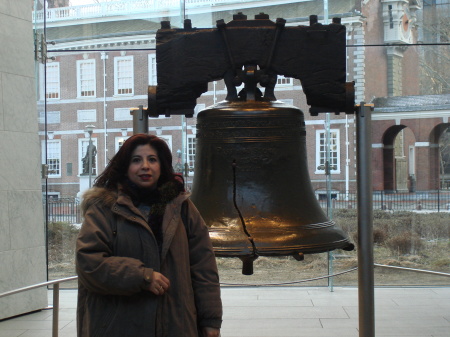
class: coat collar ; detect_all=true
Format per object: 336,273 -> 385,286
81,184 -> 191,261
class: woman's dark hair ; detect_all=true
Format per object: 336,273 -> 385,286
95,134 -> 177,190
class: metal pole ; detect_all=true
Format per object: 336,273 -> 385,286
356,103 -> 375,337
438,188 -> 440,212
323,0 -> 334,293
345,116 -> 350,201
131,105 -> 149,135
325,113 -> 334,291
52,283 -> 59,337
88,131 -> 93,188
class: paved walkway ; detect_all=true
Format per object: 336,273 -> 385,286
0,287 -> 449,337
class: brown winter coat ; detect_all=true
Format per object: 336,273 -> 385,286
76,186 -> 222,337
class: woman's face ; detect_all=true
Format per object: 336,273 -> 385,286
127,144 -> 161,190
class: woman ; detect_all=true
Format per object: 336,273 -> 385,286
76,134 -> 222,337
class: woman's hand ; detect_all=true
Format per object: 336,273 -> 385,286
202,327 -> 220,337
145,271 -> 170,295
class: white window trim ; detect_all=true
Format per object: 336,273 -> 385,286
114,55 -> 134,96
45,62 -> 60,100
114,108 -> 133,121
158,135 -> 172,153
279,99 -> 294,106
39,63 -> 45,101
115,136 -> 130,153
39,110 -> 61,124
148,53 -> 157,86
77,109 -> 97,123
187,134 -> 196,174
194,104 -> 205,118
77,59 -> 96,98
42,139 -> 62,178
45,192 -> 61,200
276,75 -> 293,86
315,129 -> 341,174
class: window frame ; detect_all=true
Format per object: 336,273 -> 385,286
315,129 -> 341,174
45,62 -> 60,100
77,109 -> 97,123
276,75 -> 293,86
76,59 -> 96,98
187,134 -> 197,174
42,139 -> 62,178
114,55 -> 134,96
148,53 -> 157,86
114,108 -> 133,121
115,136 -> 130,153
39,110 -> 60,124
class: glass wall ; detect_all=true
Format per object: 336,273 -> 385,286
34,0 -> 450,288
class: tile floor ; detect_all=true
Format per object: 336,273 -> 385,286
0,287 -> 449,337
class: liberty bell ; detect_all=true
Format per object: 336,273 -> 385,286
147,13 -> 355,274
190,69 -> 354,275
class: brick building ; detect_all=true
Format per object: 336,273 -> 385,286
34,0 -> 447,199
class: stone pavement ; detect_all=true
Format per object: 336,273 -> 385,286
0,287 -> 449,337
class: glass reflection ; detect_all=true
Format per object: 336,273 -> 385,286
34,0 -> 450,286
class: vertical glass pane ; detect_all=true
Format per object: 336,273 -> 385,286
34,0 -> 449,288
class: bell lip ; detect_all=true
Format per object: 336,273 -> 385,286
207,220 -> 337,231
213,239 -> 354,257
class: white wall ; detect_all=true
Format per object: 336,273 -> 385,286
0,0 -> 47,319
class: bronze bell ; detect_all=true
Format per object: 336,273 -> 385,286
190,100 -> 354,275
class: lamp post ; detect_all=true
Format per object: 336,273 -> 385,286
84,125 -> 95,188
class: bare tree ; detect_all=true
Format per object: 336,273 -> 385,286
440,127 -> 450,188
419,3 -> 450,95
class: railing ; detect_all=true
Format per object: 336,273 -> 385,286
32,0 -> 262,23
46,198 -> 81,223
44,191 -> 450,226
0,276 -> 77,337
0,266 -> 448,337
317,190 -> 450,212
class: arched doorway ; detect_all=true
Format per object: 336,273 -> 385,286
382,125 -> 416,192
431,123 -> 450,190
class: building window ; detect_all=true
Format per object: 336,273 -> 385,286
194,104 -> 205,118
77,109 -> 96,123
77,59 -> 96,97
159,136 -> 172,152
187,135 -> 196,173
114,56 -> 134,95
115,136 -> 130,153
279,99 -> 294,105
79,138 -> 97,176
316,129 -> 340,174
114,108 -> 133,121
148,53 -> 157,85
277,75 -> 293,86
46,62 -> 60,99
39,111 -> 60,124
42,140 -> 61,177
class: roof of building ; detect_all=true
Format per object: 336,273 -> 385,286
373,94 -> 450,113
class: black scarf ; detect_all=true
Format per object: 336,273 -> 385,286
122,178 -> 184,250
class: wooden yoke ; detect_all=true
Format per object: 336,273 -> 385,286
148,13 -> 355,117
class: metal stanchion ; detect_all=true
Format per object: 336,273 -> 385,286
356,103 -> 375,337
52,283 -> 59,337
131,105 -> 149,134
